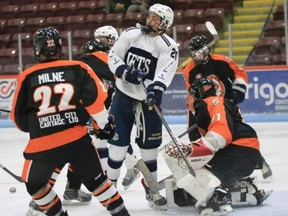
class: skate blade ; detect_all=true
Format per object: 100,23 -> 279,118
62,199 -> 91,206
26,209 -> 45,216
148,202 -> 168,211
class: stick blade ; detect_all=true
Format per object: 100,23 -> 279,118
205,21 -> 218,37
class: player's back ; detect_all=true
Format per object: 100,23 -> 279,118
12,59 -> 99,140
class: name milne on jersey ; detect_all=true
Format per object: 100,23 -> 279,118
38,72 -> 65,84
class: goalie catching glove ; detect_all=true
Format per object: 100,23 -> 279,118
92,115 -> 115,140
165,143 -> 193,159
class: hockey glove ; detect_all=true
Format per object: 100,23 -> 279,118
115,65 -> 146,84
146,82 -> 166,107
93,115 -> 115,140
230,83 -> 246,104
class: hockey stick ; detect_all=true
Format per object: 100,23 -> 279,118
0,108 -> 10,113
140,82 -> 196,184
0,163 -> 24,183
176,21 -> 219,71
158,124 -> 197,152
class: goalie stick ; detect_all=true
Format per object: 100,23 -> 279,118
140,82 -> 196,189
176,21 -> 219,71
158,123 -> 197,152
0,163 -> 24,183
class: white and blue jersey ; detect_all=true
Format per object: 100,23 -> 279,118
108,27 -> 179,100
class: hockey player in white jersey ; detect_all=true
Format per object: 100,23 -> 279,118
107,3 -> 179,210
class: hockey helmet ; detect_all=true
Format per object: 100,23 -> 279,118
188,35 -> 208,51
82,39 -> 110,54
148,3 -> 174,30
33,26 -> 62,62
94,25 -> 119,46
189,77 -> 216,100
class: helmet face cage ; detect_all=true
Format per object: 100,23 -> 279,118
188,35 -> 208,51
148,4 -> 174,30
190,78 -> 216,100
94,25 -> 119,46
33,26 -> 62,62
82,39 -> 110,54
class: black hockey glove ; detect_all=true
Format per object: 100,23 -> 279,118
94,115 -> 115,140
115,65 -> 146,84
146,82 -> 166,107
230,83 -> 246,104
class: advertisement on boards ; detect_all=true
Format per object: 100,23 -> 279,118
162,66 -> 288,116
0,66 -> 287,125
240,68 -> 288,113
0,76 -> 16,120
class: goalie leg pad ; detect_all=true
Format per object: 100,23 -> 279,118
164,156 -> 220,207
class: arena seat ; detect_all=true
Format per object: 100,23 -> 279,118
193,0 -> 213,9
272,53 -> 286,65
25,17 -> 46,33
56,2 -> 78,17
122,12 -> 145,28
2,64 -> 20,75
246,54 -> 272,66
182,9 -> 204,25
64,15 -> 86,31
203,8 -> 225,30
76,1 -> 98,15
254,36 -> 281,55
5,18 -> 26,34
18,4 -> 39,18
102,13 -> 124,28
175,24 -> 194,43
0,34 -> 12,49
1,5 -> 20,19
264,20 -> 285,37
72,30 -> 92,46
86,14 -> 104,30
172,0 -> 193,10
38,3 -> 58,18
45,16 -> 65,31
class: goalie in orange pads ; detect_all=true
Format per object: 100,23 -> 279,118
163,77 -> 271,216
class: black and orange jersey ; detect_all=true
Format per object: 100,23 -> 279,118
10,59 -> 108,153
180,54 -> 248,99
196,96 -> 260,151
80,51 -> 115,82
80,51 -> 116,109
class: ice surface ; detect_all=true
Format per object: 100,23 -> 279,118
0,122 -> 287,216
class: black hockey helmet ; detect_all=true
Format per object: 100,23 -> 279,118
33,26 -> 62,62
81,39 -> 110,54
188,35 -> 208,51
188,77 -> 216,100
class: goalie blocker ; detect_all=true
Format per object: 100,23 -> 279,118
163,140 -> 272,209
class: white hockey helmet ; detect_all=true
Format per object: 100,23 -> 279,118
94,25 -> 119,41
148,4 -> 174,30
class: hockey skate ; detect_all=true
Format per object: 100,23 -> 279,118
198,187 -> 233,216
112,207 -> 130,216
62,188 -> 92,206
122,165 -> 140,190
141,178 -> 167,210
26,200 -> 45,216
231,177 -> 272,206
26,200 -> 69,216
